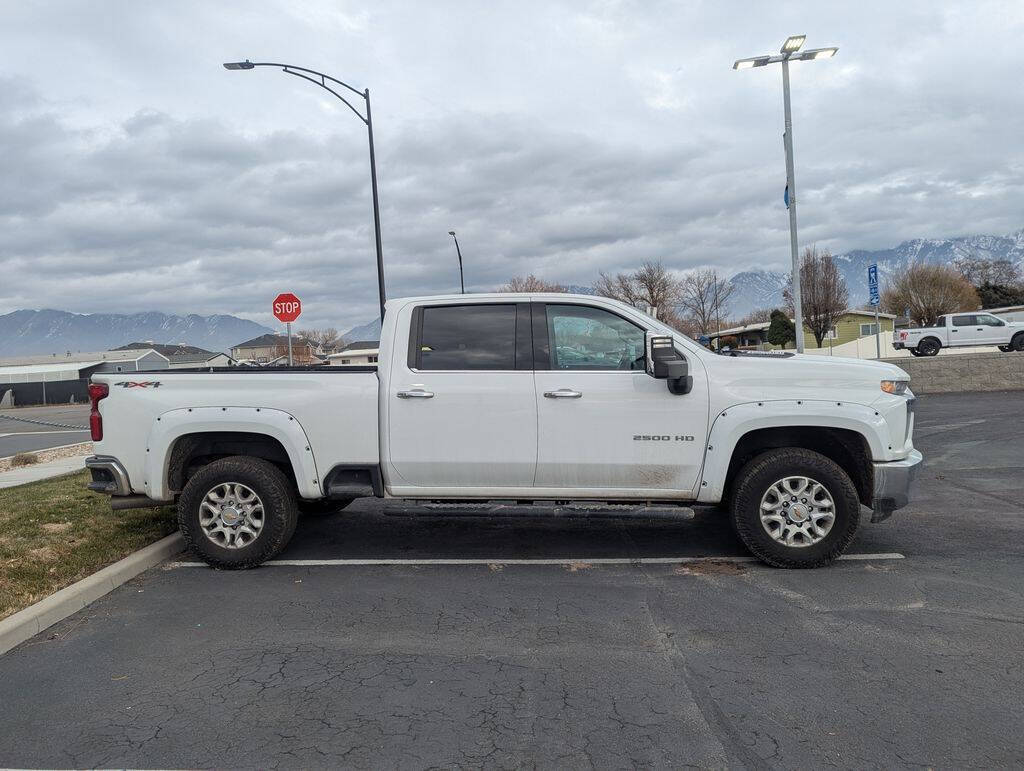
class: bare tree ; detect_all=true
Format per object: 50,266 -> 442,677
676,269 -> 736,335
737,307 -> 773,325
881,263 -> 980,326
594,260 -> 687,328
782,247 -> 849,347
952,256 -> 1021,287
499,275 -> 566,292
299,327 -> 344,353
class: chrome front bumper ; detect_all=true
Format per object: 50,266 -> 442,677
871,449 -> 923,523
85,455 -> 131,496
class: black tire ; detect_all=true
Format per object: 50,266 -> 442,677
730,448 -> 861,568
918,337 -> 941,356
998,345 -> 1013,353
1012,333 -> 1024,352
178,456 -> 299,569
298,498 -> 355,515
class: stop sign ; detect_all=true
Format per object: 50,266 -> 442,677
272,293 -> 302,323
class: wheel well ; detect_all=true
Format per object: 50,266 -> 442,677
168,432 -> 297,493
724,426 -> 873,507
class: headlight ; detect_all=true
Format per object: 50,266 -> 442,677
880,379 -> 909,395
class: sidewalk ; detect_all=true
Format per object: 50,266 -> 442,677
0,455 -> 89,489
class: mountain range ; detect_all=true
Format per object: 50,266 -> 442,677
0,309 -> 276,357
728,230 -> 1024,316
5,231 -> 1021,356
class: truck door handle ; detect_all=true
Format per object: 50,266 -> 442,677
397,388 -> 434,399
544,389 -> 582,399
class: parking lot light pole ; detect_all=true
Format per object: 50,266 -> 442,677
733,36 -> 838,353
223,59 -> 387,322
447,231 -> 465,294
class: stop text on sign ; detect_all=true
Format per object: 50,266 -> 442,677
272,293 -> 302,322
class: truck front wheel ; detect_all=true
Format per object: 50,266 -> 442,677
1012,333 -> 1024,352
730,448 -> 860,568
178,456 -> 299,569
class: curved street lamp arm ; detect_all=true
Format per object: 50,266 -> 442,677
248,62 -> 365,98
281,68 -> 367,124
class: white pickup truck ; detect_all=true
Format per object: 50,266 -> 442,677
893,311 -> 1024,356
86,293 -> 921,569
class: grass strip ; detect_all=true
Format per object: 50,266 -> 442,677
0,471 -> 176,620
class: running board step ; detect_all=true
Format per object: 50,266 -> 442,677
399,502 -> 696,520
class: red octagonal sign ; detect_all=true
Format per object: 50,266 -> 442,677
272,293 -> 302,323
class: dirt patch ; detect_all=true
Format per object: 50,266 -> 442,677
41,522 -> 73,534
674,560 -> 747,576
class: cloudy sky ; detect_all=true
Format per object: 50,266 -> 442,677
2,1 -> 1023,331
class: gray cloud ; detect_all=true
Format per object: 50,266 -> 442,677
1,0 -> 1023,331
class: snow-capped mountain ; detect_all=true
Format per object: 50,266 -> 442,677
0,309 -> 276,357
342,317 -> 381,342
728,229 -> 1024,316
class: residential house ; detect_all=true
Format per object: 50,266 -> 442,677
230,334 -> 318,364
327,341 -> 379,366
707,310 -> 897,350
113,341 -> 234,368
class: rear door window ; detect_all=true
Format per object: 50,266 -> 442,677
952,315 -> 976,327
415,304 -> 518,370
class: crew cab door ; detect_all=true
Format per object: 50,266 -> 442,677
974,312 -> 1009,345
950,314 -> 981,345
532,302 -> 709,496
385,301 -> 537,490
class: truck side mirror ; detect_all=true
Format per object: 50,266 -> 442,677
645,333 -> 692,395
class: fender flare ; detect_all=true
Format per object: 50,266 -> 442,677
696,399 -> 886,503
143,407 -> 320,500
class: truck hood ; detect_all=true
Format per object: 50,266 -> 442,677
702,351 -> 910,404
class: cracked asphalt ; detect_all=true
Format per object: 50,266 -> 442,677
1,391 -> 1022,768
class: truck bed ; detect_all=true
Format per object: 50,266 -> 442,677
91,368 -> 380,500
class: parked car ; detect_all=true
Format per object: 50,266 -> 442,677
893,311 -> 1024,356
85,293 -> 921,569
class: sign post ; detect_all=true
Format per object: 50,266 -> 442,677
868,264 -> 880,359
272,293 -> 302,366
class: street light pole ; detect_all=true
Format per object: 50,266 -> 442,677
781,57 -> 804,352
448,231 -> 465,294
733,36 -> 838,354
223,60 -> 387,322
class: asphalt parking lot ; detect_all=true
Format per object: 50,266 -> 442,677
1,391 -> 1021,768
0,405 -> 90,456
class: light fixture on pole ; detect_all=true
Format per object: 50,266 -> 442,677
447,231 -> 465,294
223,59 -> 387,322
733,37 -> 838,353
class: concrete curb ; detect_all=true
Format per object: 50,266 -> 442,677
0,532 -> 185,656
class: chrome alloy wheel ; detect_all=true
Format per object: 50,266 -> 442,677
759,476 -> 836,548
199,482 -> 265,549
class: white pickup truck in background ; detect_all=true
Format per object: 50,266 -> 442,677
893,311 -> 1024,356
86,293 -> 922,569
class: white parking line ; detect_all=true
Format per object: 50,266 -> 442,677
168,553 -> 905,568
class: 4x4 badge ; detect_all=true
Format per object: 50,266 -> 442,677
113,381 -> 162,388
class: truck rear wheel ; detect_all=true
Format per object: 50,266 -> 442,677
730,448 -> 860,568
178,456 -> 298,569
917,338 -> 941,356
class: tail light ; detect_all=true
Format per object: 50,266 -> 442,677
89,382 -> 109,441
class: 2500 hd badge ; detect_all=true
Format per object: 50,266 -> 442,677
634,434 -> 695,441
